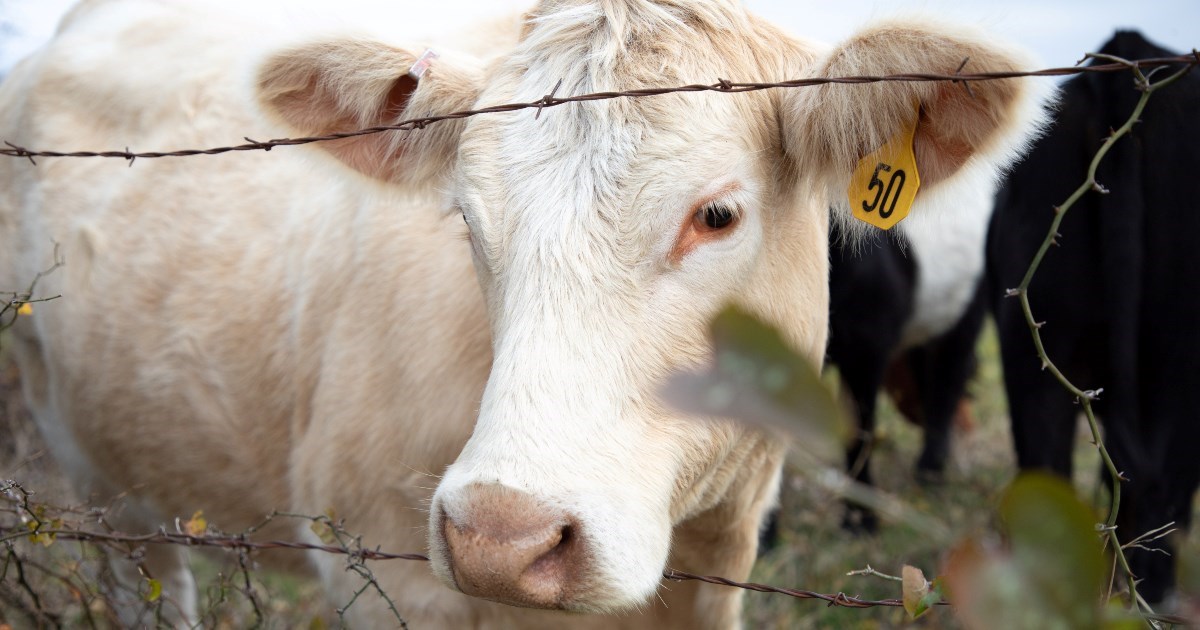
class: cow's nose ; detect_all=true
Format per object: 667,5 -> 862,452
440,483 -> 583,609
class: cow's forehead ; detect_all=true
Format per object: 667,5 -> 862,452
453,1 -> 780,238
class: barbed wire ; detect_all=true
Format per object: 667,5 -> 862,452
2,48 -> 1199,629
1,517 -> 1192,624
0,517 -> 916,611
0,54 -> 1195,165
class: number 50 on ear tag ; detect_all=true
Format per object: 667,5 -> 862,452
848,115 -> 921,230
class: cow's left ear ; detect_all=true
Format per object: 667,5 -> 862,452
256,38 -> 482,185
783,20 -> 1049,192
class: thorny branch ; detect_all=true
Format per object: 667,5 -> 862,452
0,55 -> 1195,164
0,243 -> 63,336
1006,54 -> 1194,627
0,483 -> 940,616
1,507 -> 1191,625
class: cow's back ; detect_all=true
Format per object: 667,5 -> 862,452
0,0 -> 490,547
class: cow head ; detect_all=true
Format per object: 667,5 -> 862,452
257,0 -> 1045,614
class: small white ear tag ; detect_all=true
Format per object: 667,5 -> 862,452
408,49 -> 439,81
847,112 -> 921,230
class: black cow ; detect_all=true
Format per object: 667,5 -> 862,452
830,223 -> 987,530
760,222 -> 988,546
988,31 -> 1200,603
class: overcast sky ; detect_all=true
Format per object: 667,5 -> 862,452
0,1 -> 1196,76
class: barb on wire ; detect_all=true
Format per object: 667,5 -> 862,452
0,55 -> 1195,163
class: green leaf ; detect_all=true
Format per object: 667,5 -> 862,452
916,577 -> 946,619
661,306 -> 845,460
144,578 -> 162,603
1003,475 -> 1104,607
999,474 -> 1105,628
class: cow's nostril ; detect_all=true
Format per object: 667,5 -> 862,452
440,484 -> 585,609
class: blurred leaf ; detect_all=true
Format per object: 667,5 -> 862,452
1000,473 -> 1105,623
902,565 -> 930,618
309,616 -> 329,630
311,516 -> 337,545
25,519 -> 56,547
661,306 -> 845,460
144,578 -> 162,603
1099,600 -> 1148,630
945,474 -> 1106,630
185,510 -> 207,537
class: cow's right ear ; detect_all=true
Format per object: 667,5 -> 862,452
782,20 -> 1049,204
256,39 -> 482,185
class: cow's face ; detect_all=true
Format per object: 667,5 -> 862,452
258,0 -> 1045,614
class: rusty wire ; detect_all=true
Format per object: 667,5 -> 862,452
0,54 -> 1196,165
2,523 -> 1189,624
0,523 -> 917,610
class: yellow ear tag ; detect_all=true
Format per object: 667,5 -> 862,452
848,114 -> 921,230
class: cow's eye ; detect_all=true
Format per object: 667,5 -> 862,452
698,203 -> 737,230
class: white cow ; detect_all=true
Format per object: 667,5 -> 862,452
0,0 -> 1046,626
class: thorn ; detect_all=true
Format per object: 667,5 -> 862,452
1040,359 -> 1050,371
1034,321 -> 1046,329
1118,471 -> 1131,482
1092,181 -> 1110,194
1005,288 -> 1022,298
535,78 -> 564,120
1052,205 -> 1064,215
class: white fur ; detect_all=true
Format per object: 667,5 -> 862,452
897,177 -> 995,347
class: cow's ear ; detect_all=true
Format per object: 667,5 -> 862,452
783,21 -> 1049,193
256,39 -> 482,184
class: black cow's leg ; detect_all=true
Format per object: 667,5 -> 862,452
913,284 -> 988,479
996,322 -> 1079,478
838,355 -> 889,533
1120,416 -> 1200,604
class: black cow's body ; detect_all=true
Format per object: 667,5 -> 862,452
829,223 -> 987,529
988,31 -> 1200,602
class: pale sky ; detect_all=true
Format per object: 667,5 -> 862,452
0,1 -> 1196,76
